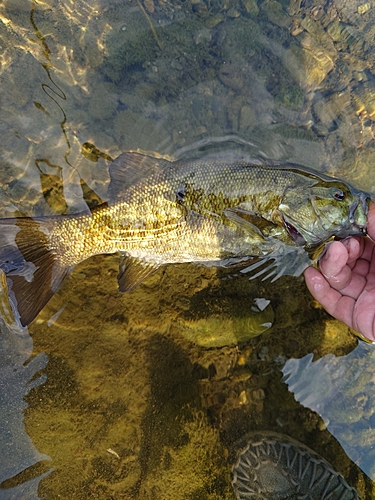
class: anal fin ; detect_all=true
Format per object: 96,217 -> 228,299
118,255 -> 161,292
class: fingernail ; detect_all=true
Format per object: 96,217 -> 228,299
327,245 -> 339,262
320,249 -> 329,262
342,238 -> 351,251
321,243 -> 336,262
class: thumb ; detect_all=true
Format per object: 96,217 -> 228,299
367,201 -> 375,241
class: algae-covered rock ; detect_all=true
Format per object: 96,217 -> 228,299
101,6 -> 160,81
261,0 -> 292,29
241,0 -> 259,16
284,43 -> 335,90
219,17 -> 263,64
239,105 -> 256,133
177,298 -> 274,348
351,80 -> 375,121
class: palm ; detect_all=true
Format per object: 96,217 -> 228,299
304,237 -> 375,342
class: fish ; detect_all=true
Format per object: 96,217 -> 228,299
0,151 -> 370,327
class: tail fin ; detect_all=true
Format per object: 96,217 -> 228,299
0,216 -> 70,327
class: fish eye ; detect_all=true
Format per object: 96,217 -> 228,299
333,189 -> 345,201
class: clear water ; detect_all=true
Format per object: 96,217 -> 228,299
0,0 -> 375,498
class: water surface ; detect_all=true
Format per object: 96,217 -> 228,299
1,0 -> 375,498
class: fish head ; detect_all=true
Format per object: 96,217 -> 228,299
279,180 -> 370,248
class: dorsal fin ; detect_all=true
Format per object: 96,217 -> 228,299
108,152 -> 171,201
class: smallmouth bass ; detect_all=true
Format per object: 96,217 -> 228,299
0,151 -> 370,327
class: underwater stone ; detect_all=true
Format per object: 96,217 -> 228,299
351,81 -> 375,121
176,296 -> 274,348
300,15 -> 337,60
313,91 -> 350,127
218,63 -> 244,91
358,3 -> 371,15
193,28 -> 211,45
113,109 -> 171,152
241,0 -> 259,16
284,43 -> 335,90
144,0 -> 155,14
227,8 -> 241,18
239,105 -> 256,133
205,13 -> 224,29
261,0 -> 292,29
101,6 -> 159,80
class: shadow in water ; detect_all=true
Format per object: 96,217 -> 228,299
134,333 -> 232,499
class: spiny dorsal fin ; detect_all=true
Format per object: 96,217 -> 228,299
118,254 -> 160,292
108,152 -> 171,201
0,217 -> 70,327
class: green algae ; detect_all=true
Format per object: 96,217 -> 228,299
20,255 -> 371,499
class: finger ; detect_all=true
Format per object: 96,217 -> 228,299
304,267 -> 355,329
350,258 -> 370,278
319,241 -> 351,288
341,237 -> 362,266
367,201 -> 375,242
359,236 -> 375,263
331,269 -> 367,299
346,237 -> 373,278
353,289 -> 375,342
318,241 -> 367,296
367,240 -> 375,274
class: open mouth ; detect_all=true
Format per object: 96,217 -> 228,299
349,193 -> 369,233
282,215 -> 306,245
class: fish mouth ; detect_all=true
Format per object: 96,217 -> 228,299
349,192 -> 369,234
281,193 -> 370,246
282,215 -> 306,246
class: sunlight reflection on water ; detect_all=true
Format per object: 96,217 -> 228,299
283,342 -> 375,481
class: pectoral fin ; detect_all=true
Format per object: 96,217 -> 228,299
240,243 -> 312,282
118,255 -> 160,292
223,207 -> 267,242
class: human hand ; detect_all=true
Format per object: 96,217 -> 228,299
304,202 -> 375,342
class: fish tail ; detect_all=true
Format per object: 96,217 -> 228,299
0,216 -> 70,327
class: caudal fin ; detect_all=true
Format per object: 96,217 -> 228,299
0,216 -> 70,327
